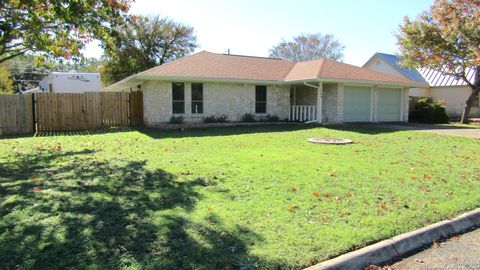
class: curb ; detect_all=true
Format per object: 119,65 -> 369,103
305,208 -> 480,270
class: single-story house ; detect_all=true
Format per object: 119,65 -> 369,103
363,52 -> 480,118
104,51 -> 424,125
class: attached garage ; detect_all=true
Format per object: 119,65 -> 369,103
377,88 -> 402,122
343,86 -> 372,122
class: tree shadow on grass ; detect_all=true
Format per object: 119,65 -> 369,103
0,148 -> 272,269
321,123 -> 399,135
137,123 -> 320,139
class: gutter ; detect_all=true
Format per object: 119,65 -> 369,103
286,78 -> 427,88
303,81 -> 319,89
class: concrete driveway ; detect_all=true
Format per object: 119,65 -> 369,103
373,123 -> 480,140
387,228 -> 480,270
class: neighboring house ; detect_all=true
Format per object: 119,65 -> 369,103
104,51 -> 423,125
21,87 -> 42,94
363,52 -> 480,118
39,72 -> 102,93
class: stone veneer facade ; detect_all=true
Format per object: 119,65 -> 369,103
142,80 -> 290,125
142,80 -> 408,125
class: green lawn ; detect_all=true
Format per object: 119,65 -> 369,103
1,124 -> 479,270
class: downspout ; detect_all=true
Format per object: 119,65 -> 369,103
303,81 -> 323,123
303,82 -> 318,89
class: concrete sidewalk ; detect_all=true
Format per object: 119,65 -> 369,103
372,123 -> 480,140
383,228 -> 480,270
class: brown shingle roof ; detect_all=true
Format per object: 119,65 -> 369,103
140,51 -> 295,81
284,59 -> 324,81
318,59 -> 417,84
111,51 -> 423,89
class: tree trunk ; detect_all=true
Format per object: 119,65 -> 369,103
460,66 -> 480,124
461,89 -> 479,123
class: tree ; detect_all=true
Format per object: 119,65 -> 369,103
102,15 -> 198,84
397,0 -> 480,123
0,62 -> 13,94
269,33 -> 345,61
7,55 -> 48,92
0,0 -> 132,63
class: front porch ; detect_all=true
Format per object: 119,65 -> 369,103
288,82 -> 341,123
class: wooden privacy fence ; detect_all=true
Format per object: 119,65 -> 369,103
0,94 -> 34,136
0,92 -> 143,135
35,92 -> 143,132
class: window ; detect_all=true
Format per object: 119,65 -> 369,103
172,82 -> 185,114
255,85 -> 267,114
191,83 -> 203,114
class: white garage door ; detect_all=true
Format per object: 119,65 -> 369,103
343,86 -> 372,122
377,88 -> 402,122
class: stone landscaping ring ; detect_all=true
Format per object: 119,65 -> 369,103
307,138 -> 353,145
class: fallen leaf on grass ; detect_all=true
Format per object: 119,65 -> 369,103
313,191 -> 319,197
287,205 -> 298,212
32,187 -> 42,192
291,187 -> 297,193
320,217 -> 331,223
379,203 -> 388,210
323,193 -> 333,198
32,177 -> 40,181
50,145 -> 62,151
418,185 -> 431,193
330,170 -> 337,177
423,174 -> 432,180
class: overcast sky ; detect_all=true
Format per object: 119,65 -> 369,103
83,0 -> 433,66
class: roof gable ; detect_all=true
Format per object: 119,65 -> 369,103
364,52 -> 477,87
284,59 -> 324,81
367,53 -> 427,84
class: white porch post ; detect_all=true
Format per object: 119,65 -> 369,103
372,85 -> 378,122
337,83 -> 344,123
401,87 -> 408,122
317,82 -> 323,123
293,86 -> 297,105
